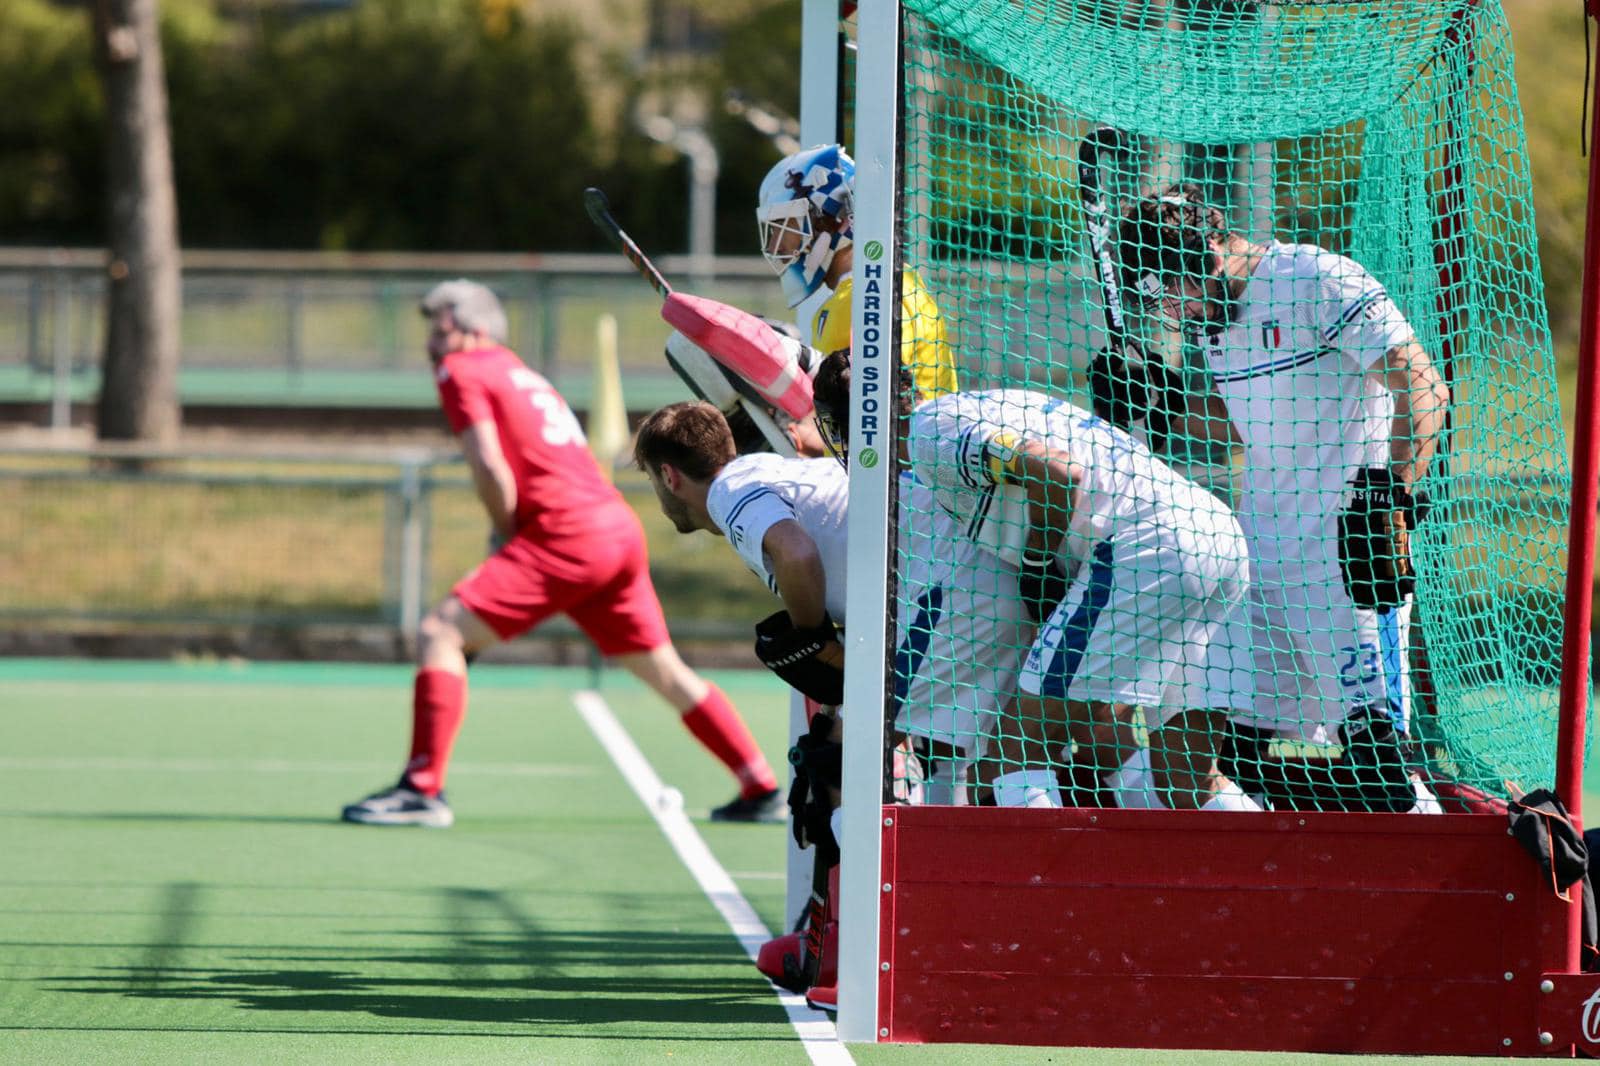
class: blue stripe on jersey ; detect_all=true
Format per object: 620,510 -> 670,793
723,486 -> 787,533
1377,607 -> 1407,734
1210,345 -> 1331,384
1037,539 -> 1116,700
890,585 -> 945,715
1323,290 -> 1385,342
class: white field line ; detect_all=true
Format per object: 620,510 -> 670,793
571,689 -> 852,1066
0,756 -> 592,777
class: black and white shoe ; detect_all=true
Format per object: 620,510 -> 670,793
710,787 -> 786,824
341,782 -> 454,827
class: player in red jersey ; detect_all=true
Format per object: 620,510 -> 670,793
342,280 -> 782,827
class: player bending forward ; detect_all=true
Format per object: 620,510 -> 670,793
342,281 -> 780,828
1113,185 -> 1450,813
909,389 -> 1261,812
809,350 -> 1030,803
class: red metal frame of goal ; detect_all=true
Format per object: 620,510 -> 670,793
860,0 -> 1600,1054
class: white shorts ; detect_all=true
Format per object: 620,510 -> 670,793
1019,501 -> 1248,727
893,546 -> 1029,757
1205,550 -> 1413,741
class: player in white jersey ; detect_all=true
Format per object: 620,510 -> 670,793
908,388 -> 1260,812
634,401 -> 850,683
1113,183 -> 1451,813
811,351 -> 1030,804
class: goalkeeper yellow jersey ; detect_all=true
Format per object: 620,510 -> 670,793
809,270 -> 960,399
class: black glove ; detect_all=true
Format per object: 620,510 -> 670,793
1088,342 -> 1184,439
754,610 -> 845,705
1018,550 -> 1069,624
1337,467 -> 1425,610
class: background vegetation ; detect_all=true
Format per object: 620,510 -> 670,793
1,0 -> 1589,363
0,0 -> 799,256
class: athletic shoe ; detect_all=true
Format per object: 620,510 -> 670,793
341,783 -> 454,828
756,931 -> 807,991
805,984 -> 837,1013
1406,773 -> 1444,815
710,787 -> 785,823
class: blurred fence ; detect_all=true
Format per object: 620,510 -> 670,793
0,249 -> 798,421
0,445 -> 769,642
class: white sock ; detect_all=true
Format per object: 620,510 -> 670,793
1201,781 -> 1264,812
992,769 -> 1062,808
1407,775 -> 1444,815
921,758 -> 969,806
830,806 -> 843,843
1105,749 -> 1166,809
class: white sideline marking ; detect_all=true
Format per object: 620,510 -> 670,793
0,757 -> 592,777
572,690 -> 852,1066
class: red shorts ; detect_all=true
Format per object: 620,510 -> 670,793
453,505 -> 670,656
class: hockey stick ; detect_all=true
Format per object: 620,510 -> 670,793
1077,125 -> 1131,347
583,187 -> 673,299
782,846 -> 833,991
1078,126 -> 1186,438
582,186 -> 797,454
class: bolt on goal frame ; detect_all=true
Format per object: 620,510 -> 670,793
821,0 -> 1600,1054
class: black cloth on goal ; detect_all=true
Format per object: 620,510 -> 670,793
1507,788 -> 1598,970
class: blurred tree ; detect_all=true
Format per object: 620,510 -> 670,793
0,2 -> 104,244
92,0 -> 182,444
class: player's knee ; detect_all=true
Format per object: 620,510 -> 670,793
416,610 -> 466,658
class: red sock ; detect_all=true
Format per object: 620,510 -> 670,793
404,668 -> 467,796
680,683 -> 778,799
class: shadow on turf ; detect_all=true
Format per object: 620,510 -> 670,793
45,885 -> 789,1032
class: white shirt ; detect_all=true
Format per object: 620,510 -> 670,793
908,389 -> 1216,568
706,454 -> 851,623
1198,241 -> 1415,570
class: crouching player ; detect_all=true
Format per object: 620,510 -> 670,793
809,349 -> 1031,804
908,389 -> 1261,812
633,401 -> 849,1005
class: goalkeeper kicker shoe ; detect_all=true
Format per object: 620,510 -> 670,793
710,787 -> 785,823
341,783 -> 454,828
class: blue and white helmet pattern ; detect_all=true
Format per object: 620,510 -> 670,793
756,144 -> 855,308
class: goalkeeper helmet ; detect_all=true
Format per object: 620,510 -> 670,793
756,145 -> 855,308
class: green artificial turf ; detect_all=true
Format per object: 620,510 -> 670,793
0,659 -> 1573,1065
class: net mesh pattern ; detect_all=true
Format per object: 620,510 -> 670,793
866,0 -> 1570,805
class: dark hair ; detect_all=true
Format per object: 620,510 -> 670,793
810,347 -> 917,457
633,401 -> 736,480
810,348 -> 853,459
1113,182 -> 1230,304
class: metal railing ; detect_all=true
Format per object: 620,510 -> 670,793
0,443 -> 763,641
0,248 -> 798,423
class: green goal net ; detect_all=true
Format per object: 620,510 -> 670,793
862,0 -> 1572,807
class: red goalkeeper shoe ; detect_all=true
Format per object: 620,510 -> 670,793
805,983 -> 836,1013
756,931 -> 804,989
